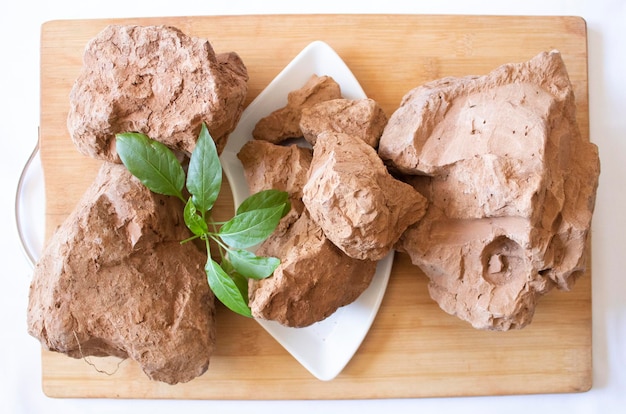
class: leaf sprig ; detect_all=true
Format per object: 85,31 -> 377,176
116,123 -> 289,317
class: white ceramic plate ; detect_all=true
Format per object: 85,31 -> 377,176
16,41 -> 393,382
220,41 -> 393,381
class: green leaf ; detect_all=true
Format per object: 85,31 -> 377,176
219,204 -> 286,249
186,123 -> 222,214
237,189 -> 290,216
280,200 -> 291,218
116,133 -> 185,199
230,272 -> 249,304
184,198 -> 208,236
221,259 -> 249,302
205,258 -> 251,318
228,249 -> 280,280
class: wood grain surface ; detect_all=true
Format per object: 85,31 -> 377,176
38,14 -> 591,399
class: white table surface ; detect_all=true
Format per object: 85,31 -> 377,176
2,1 -> 624,413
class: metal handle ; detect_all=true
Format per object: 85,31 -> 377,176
15,142 -> 41,268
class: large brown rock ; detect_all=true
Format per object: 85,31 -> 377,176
380,51 -> 600,330
303,131 -> 428,261
250,210 -> 377,328
67,25 -> 249,162
27,163 -> 215,384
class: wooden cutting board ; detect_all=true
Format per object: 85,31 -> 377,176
38,14 -> 592,399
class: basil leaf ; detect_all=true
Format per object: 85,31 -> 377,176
237,189 -> 289,216
228,249 -> 280,280
184,198 -> 208,236
116,133 -> 185,199
205,258 -> 251,318
221,259 -> 249,301
219,204 -> 286,249
187,123 -> 222,214
280,200 -> 291,218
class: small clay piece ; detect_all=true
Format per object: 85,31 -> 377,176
67,25 -> 249,162
300,98 -> 388,147
237,139 -> 313,214
303,131 -> 428,261
249,210 -> 377,328
380,50 -> 601,330
252,74 -> 341,143
27,163 -> 214,384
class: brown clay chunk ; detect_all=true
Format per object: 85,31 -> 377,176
300,98 -> 388,147
67,25 -> 249,162
252,74 -> 341,143
303,132 -> 428,261
381,50 -> 600,330
27,163 -> 215,384
237,140 -> 312,213
249,210 -> 377,328
237,138 -> 376,327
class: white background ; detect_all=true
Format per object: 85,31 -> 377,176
2,1 -> 624,413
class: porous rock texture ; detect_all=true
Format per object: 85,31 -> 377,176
250,210 -> 377,328
379,50 -> 600,330
303,131 -> 428,261
300,98 -> 388,147
67,24 -> 249,162
27,163 -> 215,384
252,74 -> 342,143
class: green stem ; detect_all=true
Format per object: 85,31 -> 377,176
209,234 -> 231,261
180,234 -> 201,244
204,237 -> 213,260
